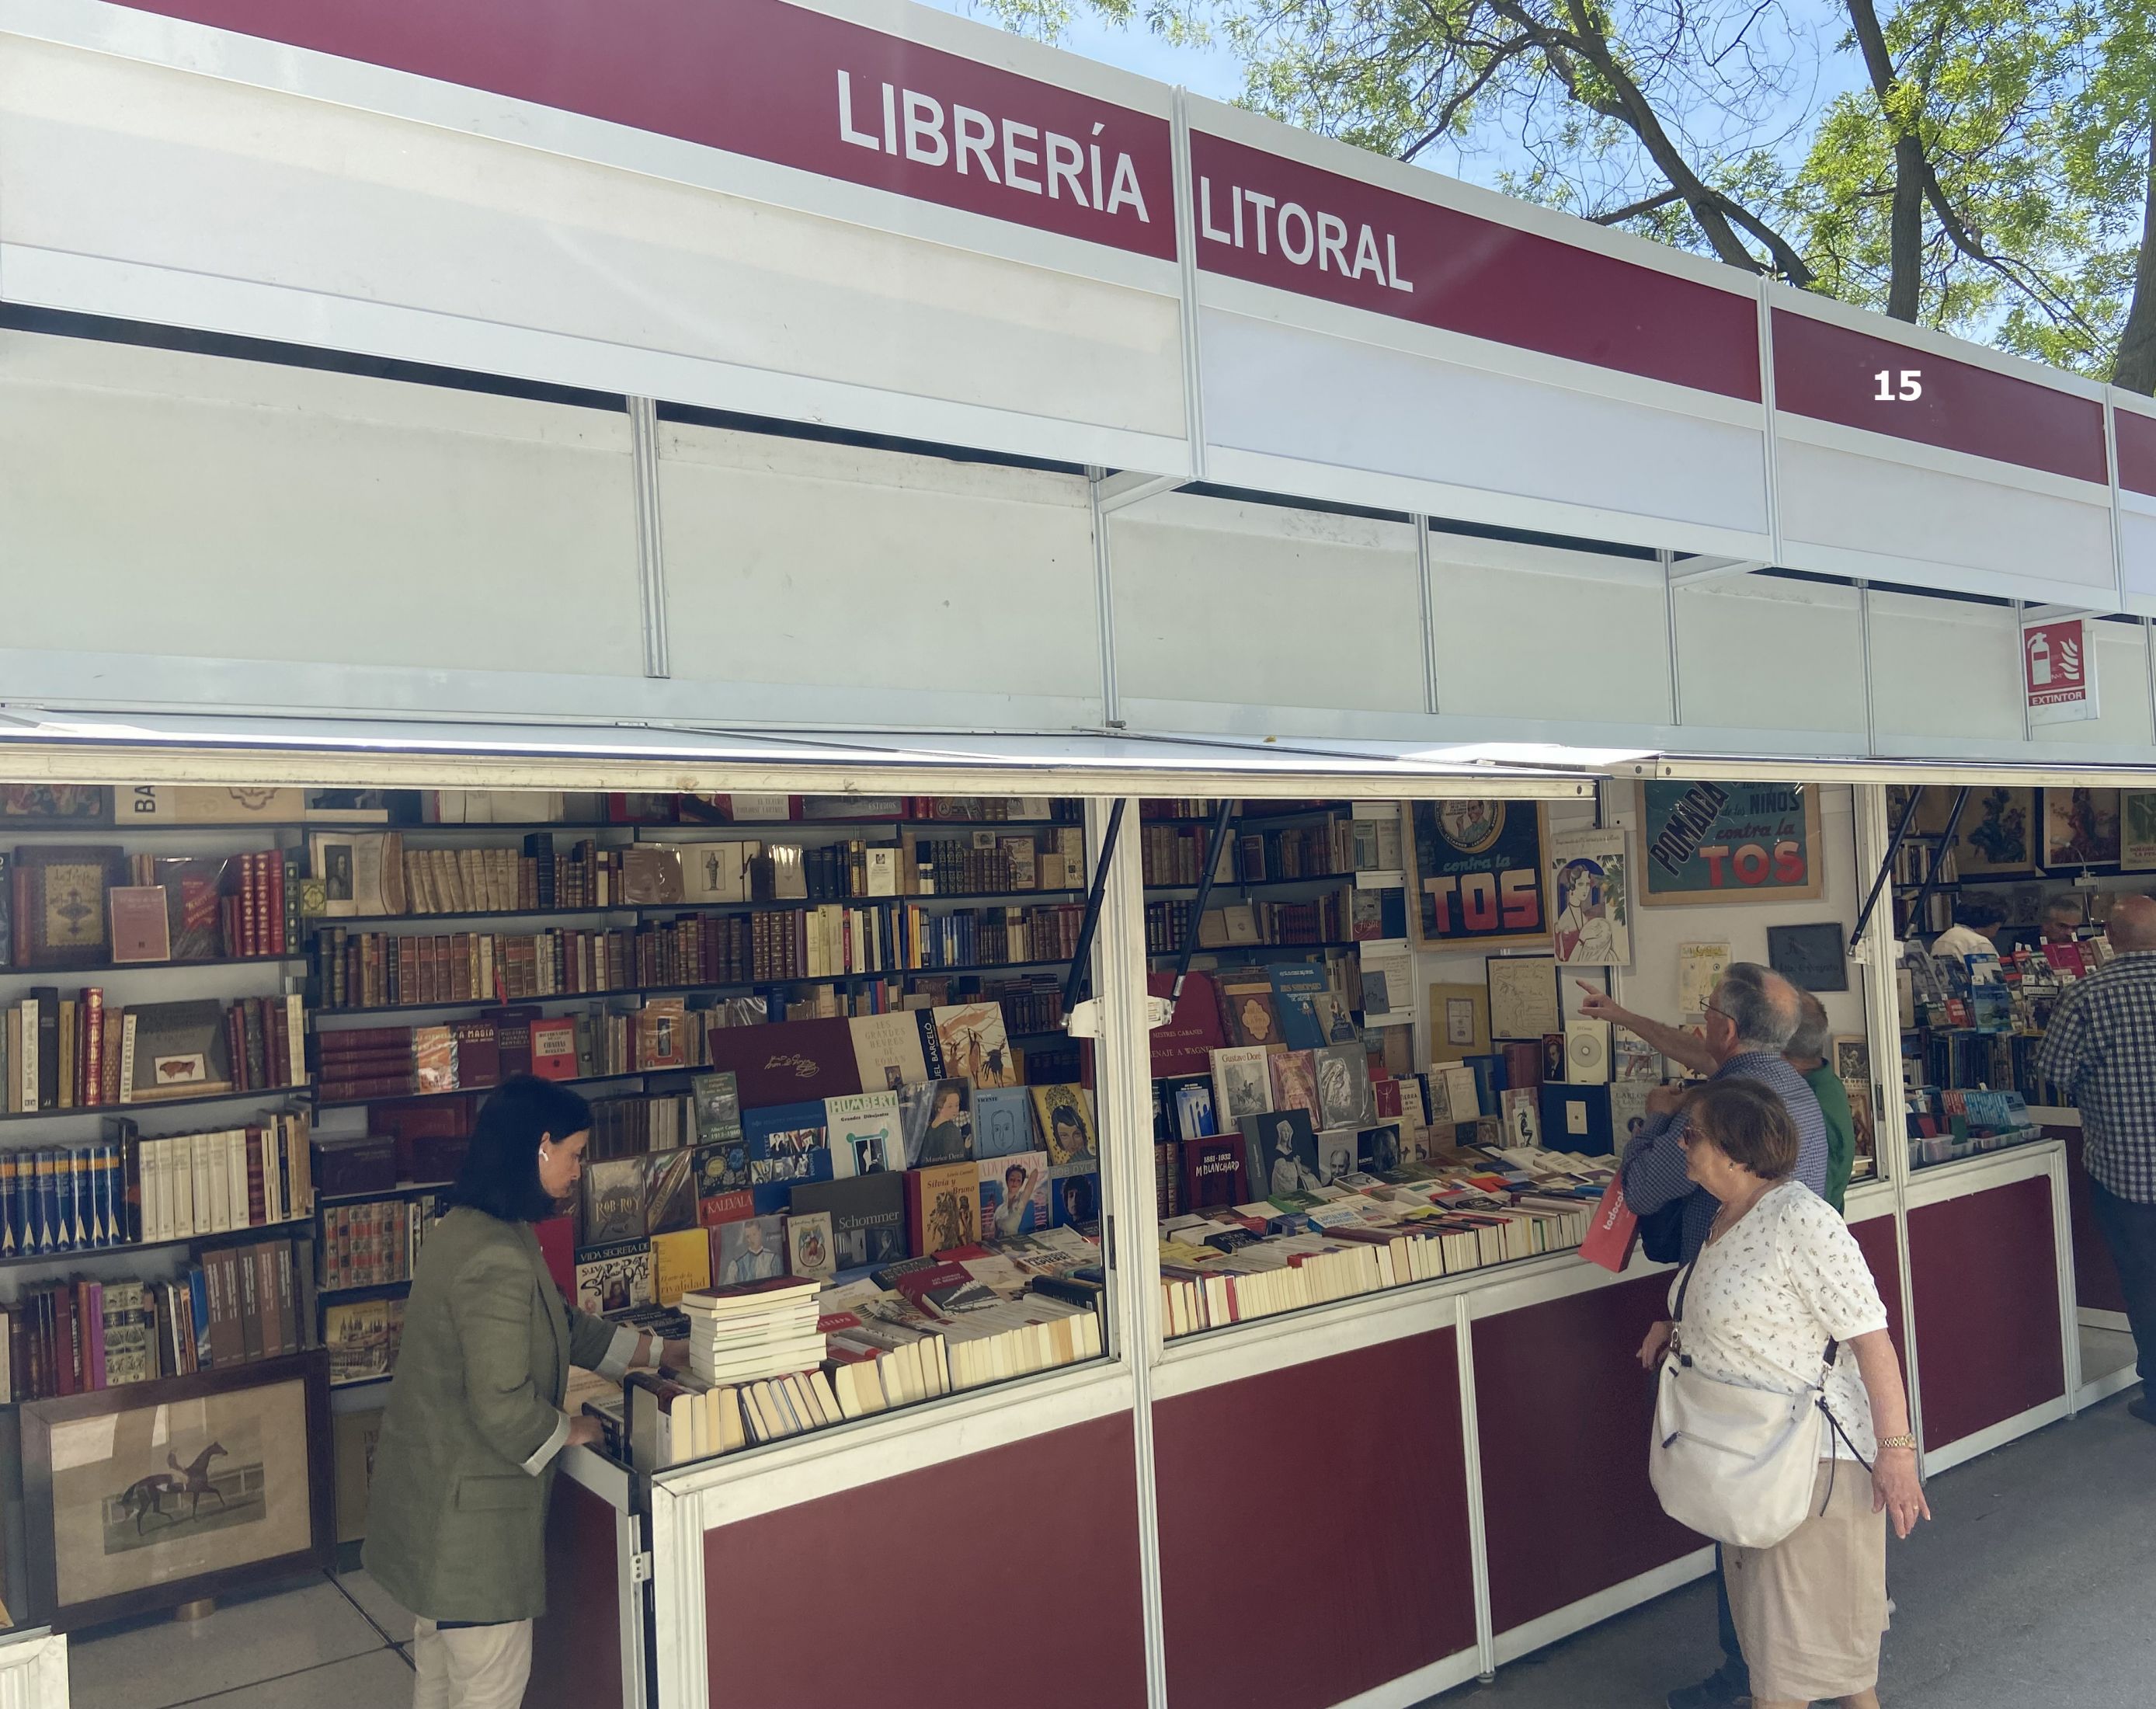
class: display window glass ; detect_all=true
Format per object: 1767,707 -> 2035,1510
0,782 -> 1122,1514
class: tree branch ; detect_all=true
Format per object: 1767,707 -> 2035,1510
1591,187 -> 1687,223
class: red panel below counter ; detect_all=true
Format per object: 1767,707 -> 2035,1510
1474,1271 -> 1702,1635
530,1474 -> 623,1709
1908,1175 -> 2066,1450
700,1413 -> 1148,1708
1153,1327 -> 1476,1709
2061,1129 -> 2128,1315
1848,1213 -> 1907,1366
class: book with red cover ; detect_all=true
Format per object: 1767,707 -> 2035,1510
534,1214 -> 577,1300
1180,1136 -> 1247,1210
1146,970 -> 1226,1077
1501,1041 -> 1545,1090
704,1015 -> 864,1108
1580,1175 -> 1639,1272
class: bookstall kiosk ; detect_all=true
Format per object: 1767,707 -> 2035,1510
5,0 -> 2156,1703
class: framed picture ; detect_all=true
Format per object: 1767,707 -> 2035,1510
1891,784 -> 2038,878
1407,800 -> 1550,950
2044,787 -> 2122,868
1546,827 -> 1631,966
20,1354 -> 332,1631
2125,792 -> 2156,872
1637,781 -> 1824,906
0,785 -> 111,826
1427,983 -> 1491,1057
1765,922 -> 1851,992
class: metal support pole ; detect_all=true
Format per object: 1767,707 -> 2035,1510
1848,778 -> 1935,953
628,397 -> 669,680
1168,797 -> 1237,1001
1062,799 -> 1128,1013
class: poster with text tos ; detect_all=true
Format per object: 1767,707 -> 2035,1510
1637,781 -> 1824,906
1407,800 -> 1549,949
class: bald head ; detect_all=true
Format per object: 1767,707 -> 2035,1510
1710,962 -> 1803,1060
2109,894 -> 2156,952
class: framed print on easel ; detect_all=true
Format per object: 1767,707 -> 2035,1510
1407,799 -> 1550,950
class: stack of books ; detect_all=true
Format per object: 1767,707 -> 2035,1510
678,1276 -> 822,1386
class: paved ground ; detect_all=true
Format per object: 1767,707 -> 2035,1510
1427,1387 -> 2156,1707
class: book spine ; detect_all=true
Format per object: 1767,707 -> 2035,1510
83,989 -> 104,1108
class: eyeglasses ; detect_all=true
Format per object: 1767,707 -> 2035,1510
1702,1002 -> 1730,1022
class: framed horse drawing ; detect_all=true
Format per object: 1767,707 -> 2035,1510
19,1352 -> 332,1631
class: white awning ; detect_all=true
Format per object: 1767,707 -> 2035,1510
0,710 -> 1609,800
1619,754 -> 2156,788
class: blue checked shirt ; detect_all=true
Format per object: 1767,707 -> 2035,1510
1619,1050 -> 1830,1262
2035,951 -> 2156,1203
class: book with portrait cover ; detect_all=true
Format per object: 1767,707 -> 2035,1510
971,1085 -> 1035,1160
576,1238 -> 654,1315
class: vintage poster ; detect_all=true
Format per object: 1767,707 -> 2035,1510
1889,784 -> 2036,879
1546,827 -> 1631,966
1407,800 -> 1549,950
1677,942 -> 1730,1021
1637,781 -> 1823,906
2043,787 -> 2121,868
2123,792 -> 2156,872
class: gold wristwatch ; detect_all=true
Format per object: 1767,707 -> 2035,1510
1875,1433 -> 1917,1450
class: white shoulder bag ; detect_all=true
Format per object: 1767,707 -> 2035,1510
1647,1257 -> 1848,1550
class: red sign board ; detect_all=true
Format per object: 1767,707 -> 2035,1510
113,0 -> 1178,259
2023,617 -> 2099,724
1188,130 -> 1761,402
1773,310 -> 2108,486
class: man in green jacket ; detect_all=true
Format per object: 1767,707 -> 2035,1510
1786,992 -> 1857,1211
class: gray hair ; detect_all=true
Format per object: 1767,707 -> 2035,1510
2043,895 -> 2085,924
1788,991 -> 1832,1060
1715,962 -> 1801,1053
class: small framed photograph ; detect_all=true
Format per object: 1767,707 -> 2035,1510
20,1354 -> 332,1631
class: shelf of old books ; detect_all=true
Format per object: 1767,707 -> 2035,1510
1886,782 -> 2148,1172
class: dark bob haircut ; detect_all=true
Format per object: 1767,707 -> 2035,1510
450,1075 -> 593,1223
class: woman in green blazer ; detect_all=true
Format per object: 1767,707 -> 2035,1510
364,1077 -> 683,1708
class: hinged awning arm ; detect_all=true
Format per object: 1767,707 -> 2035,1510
1848,785 -> 1968,953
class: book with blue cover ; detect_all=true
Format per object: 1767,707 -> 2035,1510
743,1100 -> 831,1186
1268,965 -> 1332,1049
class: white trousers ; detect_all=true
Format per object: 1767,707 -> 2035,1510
411,1617 -> 534,1709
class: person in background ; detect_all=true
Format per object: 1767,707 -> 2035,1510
1785,992 -> 1856,1213
1929,894 -> 2007,965
1580,963 -> 1827,1709
366,1077 -> 686,1709
2042,894 -> 2086,945
2036,893 -> 2156,1424
1636,1081 -> 1928,1709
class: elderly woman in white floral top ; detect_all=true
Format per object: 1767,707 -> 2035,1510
1637,1080 -> 1931,1709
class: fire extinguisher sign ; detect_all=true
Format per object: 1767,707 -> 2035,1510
2023,615 -> 2100,725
